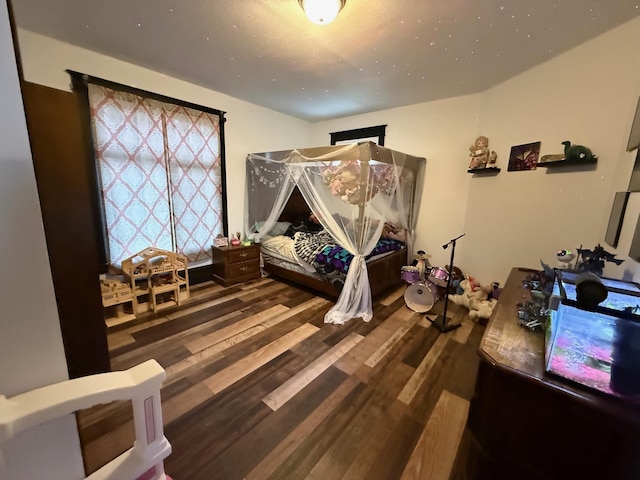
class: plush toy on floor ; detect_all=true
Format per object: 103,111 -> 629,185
448,276 -> 497,322
468,297 -> 498,322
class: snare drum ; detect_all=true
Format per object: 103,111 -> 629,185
428,266 -> 449,287
401,266 -> 421,284
404,281 -> 440,313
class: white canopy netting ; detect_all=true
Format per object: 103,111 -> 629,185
245,142 -> 426,325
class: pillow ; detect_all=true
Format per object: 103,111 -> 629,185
254,221 -> 291,236
267,221 -> 292,236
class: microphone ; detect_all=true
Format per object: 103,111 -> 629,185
442,243 -> 448,250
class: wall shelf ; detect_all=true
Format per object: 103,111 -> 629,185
468,166 -> 500,175
537,158 -> 597,168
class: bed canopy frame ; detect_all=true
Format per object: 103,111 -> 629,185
245,141 -> 426,324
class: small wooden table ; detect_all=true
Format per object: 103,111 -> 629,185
211,244 -> 261,286
467,267 -> 640,480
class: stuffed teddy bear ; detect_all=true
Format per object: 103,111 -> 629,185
469,136 -> 490,169
448,278 -> 484,307
448,276 -> 496,321
468,297 -> 498,322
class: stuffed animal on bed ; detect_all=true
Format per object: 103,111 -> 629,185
381,222 -> 407,242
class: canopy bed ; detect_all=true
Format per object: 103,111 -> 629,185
245,142 -> 426,325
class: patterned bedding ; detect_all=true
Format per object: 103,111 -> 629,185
261,231 -> 405,292
274,230 -> 404,275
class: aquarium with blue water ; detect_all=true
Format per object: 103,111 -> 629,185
546,270 -> 640,402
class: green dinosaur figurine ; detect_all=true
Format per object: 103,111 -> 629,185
562,140 -> 597,163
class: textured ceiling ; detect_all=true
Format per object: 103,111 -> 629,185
10,0 -> 640,121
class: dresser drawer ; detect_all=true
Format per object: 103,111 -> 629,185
227,247 -> 259,264
211,244 -> 261,286
228,260 -> 260,278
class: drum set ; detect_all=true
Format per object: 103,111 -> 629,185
401,265 -> 449,313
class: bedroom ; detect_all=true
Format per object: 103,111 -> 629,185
2,0 -> 640,478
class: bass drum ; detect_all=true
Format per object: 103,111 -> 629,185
404,281 -> 440,313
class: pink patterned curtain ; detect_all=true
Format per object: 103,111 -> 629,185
165,105 -> 223,263
88,84 -> 223,267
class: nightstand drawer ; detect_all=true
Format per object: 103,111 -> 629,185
228,260 -> 260,278
211,244 -> 261,286
228,247 -> 259,264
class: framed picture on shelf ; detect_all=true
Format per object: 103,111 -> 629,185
508,141 -> 541,172
214,236 -> 229,247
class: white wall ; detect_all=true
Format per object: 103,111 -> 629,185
16,29 -> 312,237
14,15 -> 640,287
0,2 -> 84,478
312,17 -> 640,286
471,16 -> 640,284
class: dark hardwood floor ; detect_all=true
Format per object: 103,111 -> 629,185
77,276 -> 484,480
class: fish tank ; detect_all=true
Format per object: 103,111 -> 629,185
545,270 -> 640,403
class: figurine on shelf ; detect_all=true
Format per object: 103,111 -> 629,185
563,141 -> 597,164
468,136 -> 492,169
487,150 -> 498,168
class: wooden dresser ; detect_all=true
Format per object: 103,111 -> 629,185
467,267 -> 640,480
211,244 -> 261,286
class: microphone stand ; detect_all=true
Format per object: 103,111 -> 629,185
430,233 -> 465,333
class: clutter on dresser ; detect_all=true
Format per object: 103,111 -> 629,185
575,243 -> 624,275
230,231 -> 242,246
515,268 -> 551,332
214,234 -> 229,247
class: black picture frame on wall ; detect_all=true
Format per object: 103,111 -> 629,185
330,125 -> 387,146
605,191 -> 630,248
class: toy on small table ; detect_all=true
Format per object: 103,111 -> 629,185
231,231 -> 242,246
575,244 -> 623,276
556,249 -> 576,269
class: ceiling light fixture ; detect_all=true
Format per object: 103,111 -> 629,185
298,0 -> 346,25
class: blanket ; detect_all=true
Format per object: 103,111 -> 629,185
294,231 -> 403,275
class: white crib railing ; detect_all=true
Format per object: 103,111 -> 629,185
0,359 -> 171,480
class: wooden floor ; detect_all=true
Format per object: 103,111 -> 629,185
77,276 -> 484,480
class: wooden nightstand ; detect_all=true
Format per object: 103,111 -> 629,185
211,244 -> 261,286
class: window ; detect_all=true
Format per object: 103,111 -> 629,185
330,125 -> 387,146
85,81 -> 226,268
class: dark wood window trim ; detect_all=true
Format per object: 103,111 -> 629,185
67,71 -> 229,275
330,124 -> 387,146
